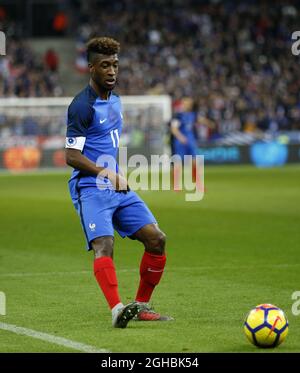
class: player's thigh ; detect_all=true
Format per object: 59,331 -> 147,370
112,191 -> 156,239
173,140 -> 186,160
185,136 -> 197,157
77,189 -> 116,249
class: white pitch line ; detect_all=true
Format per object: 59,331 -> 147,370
0,263 -> 299,279
0,322 -> 109,353
0,270 -> 90,278
0,268 -> 137,278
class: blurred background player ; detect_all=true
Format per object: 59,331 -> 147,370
171,97 -> 199,189
65,37 -> 172,328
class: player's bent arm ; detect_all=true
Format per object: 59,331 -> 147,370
65,148 -> 104,175
65,149 -> 128,191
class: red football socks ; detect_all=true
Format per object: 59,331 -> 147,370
173,164 -> 182,191
135,251 -> 166,303
192,161 -> 197,183
94,256 -> 121,309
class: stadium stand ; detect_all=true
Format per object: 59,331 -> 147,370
72,0 -> 300,135
0,0 -> 300,166
0,6 -> 63,98
1,0 -> 300,133
0,38 -> 63,97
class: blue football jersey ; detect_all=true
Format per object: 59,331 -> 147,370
65,85 -> 123,190
175,111 -> 197,138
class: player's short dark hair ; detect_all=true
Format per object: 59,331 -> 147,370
86,37 -> 120,62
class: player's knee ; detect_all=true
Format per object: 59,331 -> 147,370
91,236 -> 114,258
157,231 -> 166,250
146,231 -> 166,255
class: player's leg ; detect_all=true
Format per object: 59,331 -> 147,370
113,194 -> 173,321
76,191 -> 120,313
173,158 -> 183,191
132,224 -> 173,321
92,236 -> 120,310
132,223 -> 166,302
186,137 -> 199,184
72,188 -> 140,328
172,139 -> 185,191
92,236 -> 141,328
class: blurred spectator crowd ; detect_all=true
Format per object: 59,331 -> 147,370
0,9 -> 62,97
0,40 -> 62,97
1,0 -> 300,137
73,0 -> 300,134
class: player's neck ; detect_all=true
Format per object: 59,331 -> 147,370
89,79 -> 110,100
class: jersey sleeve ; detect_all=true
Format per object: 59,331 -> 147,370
65,99 -> 93,151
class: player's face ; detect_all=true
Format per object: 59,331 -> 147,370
89,54 -> 119,91
182,97 -> 194,112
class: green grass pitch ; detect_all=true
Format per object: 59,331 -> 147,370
0,165 -> 299,352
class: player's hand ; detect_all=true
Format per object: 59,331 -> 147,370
111,173 -> 130,193
178,135 -> 188,144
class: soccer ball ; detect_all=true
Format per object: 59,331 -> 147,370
244,304 -> 289,348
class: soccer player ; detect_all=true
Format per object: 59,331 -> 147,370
65,37 -> 172,328
171,97 -> 198,187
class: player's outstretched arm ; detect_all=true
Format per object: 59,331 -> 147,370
65,148 -> 129,192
